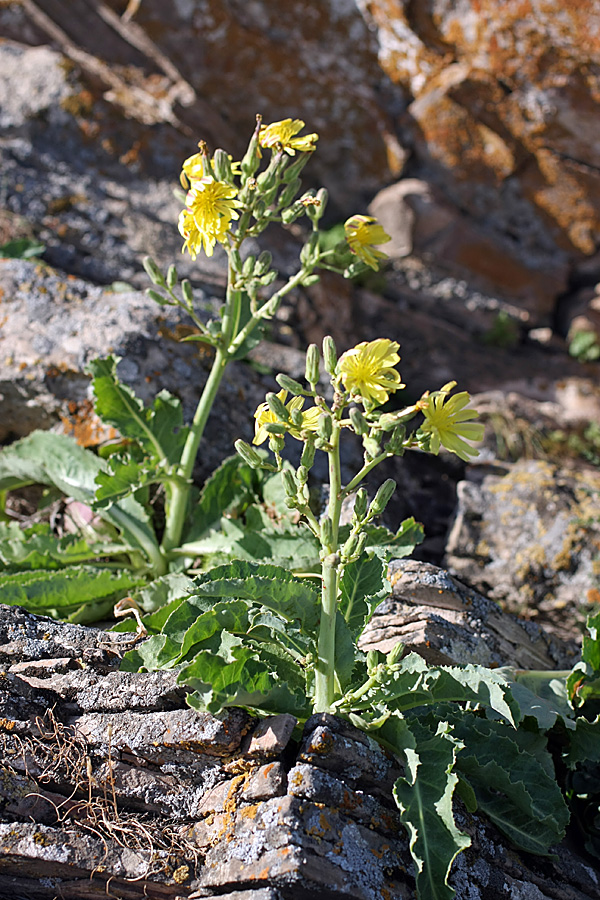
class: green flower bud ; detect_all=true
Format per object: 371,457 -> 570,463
385,424 -> 407,454
363,436 -> 381,459
276,373 -> 306,395
181,279 -> 194,309
367,649 -> 384,675
386,641 -> 405,666
322,335 -> 337,375
320,517 -> 334,547
242,255 -> 257,276
349,407 -> 369,435
259,270 -> 277,286
281,202 -> 305,225
342,532 -> 360,559
301,231 -> 320,266
301,440 -> 316,468
253,198 -> 267,220
143,256 -> 165,287
146,288 -> 168,306
265,422 -> 287,435
297,465 -> 309,484
166,264 -> 177,289
241,114 -> 262,179
317,413 -> 333,441
278,177 -> 302,208
281,149 -> 313,183
282,469 -> 298,497
369,478 -> 397,517
266,392 -> 290,422
213,148 -> 233,182
230,249 -> 243,272
234,439 -> 263,469
305,343 -> 320,385
255,250 -> 273,275
306,187 -> 328,223
353,488 -> 369,522
300,273 -> 320,287
354,531 -> 368,557
289,407 -> 304,428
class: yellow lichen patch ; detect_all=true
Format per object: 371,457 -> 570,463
172,864 -> 190,884
240,804 -> 260,821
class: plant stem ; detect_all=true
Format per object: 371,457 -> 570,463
314,422 -> 342,713
160,345 -> 229,554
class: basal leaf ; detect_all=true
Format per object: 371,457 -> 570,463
0,566 -> 142,618
190,561 -> 319,633
393,719 -> 470,900
0,521 -> 127,571
181,645 -> 310,716
94,454 -> 160,509
339,552 -> 389,639
88,356 -> 187,464
564,716 -> 600,769
453,715 -> 569,854
0,431 -> 160,564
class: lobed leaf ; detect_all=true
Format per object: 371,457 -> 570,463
339,552 -> 389,639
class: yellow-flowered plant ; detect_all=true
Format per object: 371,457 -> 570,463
417,382 -> 485,461
344,214 -> 391,270
140,115 -> 393,565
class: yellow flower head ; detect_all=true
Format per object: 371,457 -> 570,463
259,118 -> 319,156
338,339 -> 403,409
178,178 -> 243,258
419,384 -> 484,461
253,390 -> 320,445
344,215 -> 391,270
181,151 -> 241,186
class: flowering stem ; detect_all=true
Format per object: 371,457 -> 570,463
160,345 -> 229,555
343,450 -> 395,496
314,420 -> 342,713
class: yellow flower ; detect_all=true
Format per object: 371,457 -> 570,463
181,152 -> 241,186
253,390 -> 321,445
344,215 -> 391,270
419,384 -> 484,461
178,178 -> 242,258
258,119 -> 319,156
338,339 -> 403,409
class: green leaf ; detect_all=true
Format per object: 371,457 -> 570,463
0,238 -> 45,259
0,431 -> 161,565
335,611 -> 360,690
393,719 -> 470,900
183,454 -> 260,541
93,454 -> 161,509
364,517 -> 425,558
88,356 -> 188,464
453,715 -> 569,854
191,561 -> 320,633
0,521 -> 128,570
339,552 -> 389,639
181,645 -> 310,716
564,716 -> 600,769
0,566 -> 142,618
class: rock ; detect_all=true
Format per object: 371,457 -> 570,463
369,179 -> 564,325
361,560 -> 579,670
1,604 -> 598,899
445,459 -> 600,641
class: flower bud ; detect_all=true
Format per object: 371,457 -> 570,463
259,270 -> 278,286
300,231 -> 320,266
265,422 -> 287,435
363,436 -> 381,459
386,641 -> 405,666
317,413 -> 333,441
276,374 -> 306,395
181,280 -> 194,309
369,478 -> 396,517
322,335 -> 337,374
241,114 -> 262,179
305,344 -> 320,385
320,517 -> 334,547
342,532 -> 360,559
212,148 -> 233,182
230,248 -> 243,272
234,439 -> 263,469
242,255 -> 257,276
281,148 -> 313,183
282,469 -> 298,497
289,407 -> 304,428
146,288 -> 168,306
385,424 -> 406,454
266,392 -> 290,422
367,649 -> 383,675
306,187 -> 328,223
301,440 -> 316,468
352,488 -> 369,522
349,407 -> 368,435
253,198 -> 267,220
281,202 -> 305,225
297,465 -> 309,484
255,250 -> 273,275
278,177 -> 302,208
166,264 -> 177,289
300,272 -> 320,287
143,256 -> 165,286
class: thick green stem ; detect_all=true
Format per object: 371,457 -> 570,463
160,346 -> 229,554
314,423 -> 342,713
